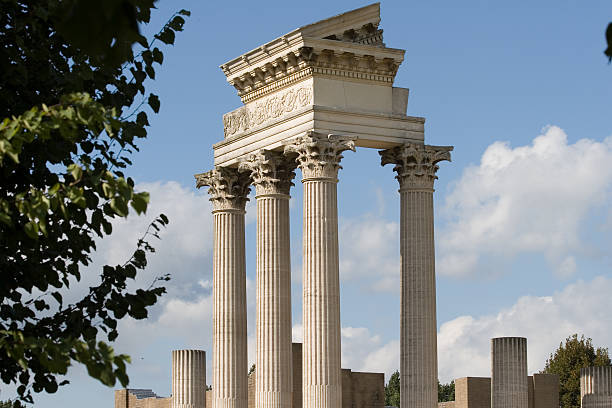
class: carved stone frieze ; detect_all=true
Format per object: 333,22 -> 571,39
380,143 -> 453,190
195,167 -> 251,211
238,150 -> 297,196
283,132 -> 356,180
223,86 -> 312,137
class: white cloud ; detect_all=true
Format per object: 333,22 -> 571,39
439,127 -> 612,277
339,214 -> 400,292
437,275 -> 612,382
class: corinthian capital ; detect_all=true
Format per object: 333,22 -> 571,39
380,143 -> 453,190
195,167 -> 251,211
283,132 -> 356,180
238,150 -> 296,197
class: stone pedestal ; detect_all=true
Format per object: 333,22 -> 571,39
172,350 -> 207,408
285,132 -> 355,408
581,366 -> 612,408
380,143 -> 452,408
196,168 -> 251,408
240,151 -> 296,408
491,337 -> 528,408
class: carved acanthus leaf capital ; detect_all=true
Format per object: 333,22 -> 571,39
283,132 -> 356,181
380,143 -> 453,190
238,150 -> 296,196
195,167 -> 251,211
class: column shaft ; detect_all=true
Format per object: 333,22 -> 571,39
213,211 -> 248,408
284,132 -> 355,408
196,168 -> 250,408
172,350 -> 207,408
380,143 -> 452,408
491,337 -> 528,408
302,178 -> 341,408
399,189 -> 437,408
255,195 -> 292,407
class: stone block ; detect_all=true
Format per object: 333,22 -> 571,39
455,377 -> 491,408
532,373 -> 559,408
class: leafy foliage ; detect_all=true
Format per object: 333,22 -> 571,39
385,370 -> 400,407
605,22 -> 612,63
0,0 -> 190,404
541,334 -> 611,408
438,380 -> 455,402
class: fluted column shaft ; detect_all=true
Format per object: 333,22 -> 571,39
581,366 -> 612,408
380,143 -> 453,408
196,168 -> 251,408
491,337 -> 528,408
172,350 -> 207,408
285,133 -> 355,408
240,152 -> 296,408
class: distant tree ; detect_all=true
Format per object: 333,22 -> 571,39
385,370 -> 400,407
605,23 -> 612,62
541,334 -> 611,408
438,380 -> 455,402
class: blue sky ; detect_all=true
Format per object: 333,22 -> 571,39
9,1 -> 612,406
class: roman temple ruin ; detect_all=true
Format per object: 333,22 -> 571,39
194,3 -> 451,408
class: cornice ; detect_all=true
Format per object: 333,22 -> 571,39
220,3 -> 382,78
226,40 -> 404,103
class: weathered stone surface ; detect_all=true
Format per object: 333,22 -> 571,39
172,350 -> 206,408
114,389 -> 171,408
491,337 -> 528,408
455,377 -> 491,408
581,366 -> 612,408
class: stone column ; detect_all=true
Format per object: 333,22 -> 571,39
239,151 -> 296,408
581,366 -> 612,408
284,132 -> 355,408
380,143 -> 452,408
491,337 -> 528,408
172,349 -> 207,408
196,168 -> 251,408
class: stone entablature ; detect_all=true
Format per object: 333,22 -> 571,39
219,4 -> 398,103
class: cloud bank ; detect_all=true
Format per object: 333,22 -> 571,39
439,126 -> 612,277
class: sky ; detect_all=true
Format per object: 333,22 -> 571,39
8,1 -> 612,406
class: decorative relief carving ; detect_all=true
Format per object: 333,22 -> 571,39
379,143 -> 453,190
223,86 -> 312,137
195,167 -> 251,211
283,132 -> 356,180
238,150 -> 296,196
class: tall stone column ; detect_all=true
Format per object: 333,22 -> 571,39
491,337 -> 528,408
581,366 -> 612,408
239,151 -> 296,408
284,132 -> 355,408
380,143 -> 452,408
172,349 -> 207,408
196,168 -> 251,408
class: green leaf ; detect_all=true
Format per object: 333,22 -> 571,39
152,48 -> 164,64
130,192 -> 149,215
147,94 -> 160,113
24,221 -> 39,239
67,164 -> 83,181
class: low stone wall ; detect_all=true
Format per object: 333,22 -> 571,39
114,389 -> 171,408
